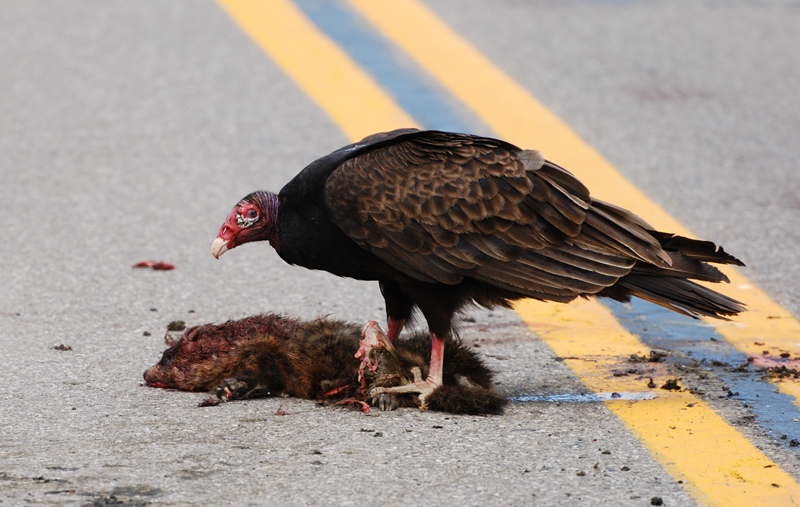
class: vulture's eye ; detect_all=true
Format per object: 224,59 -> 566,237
247,209 -> 258,219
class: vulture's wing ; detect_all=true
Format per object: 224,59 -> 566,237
324,131 -> 672,301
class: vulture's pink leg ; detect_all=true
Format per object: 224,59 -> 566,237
386,317 -> 406,343
426,332 -> 445,386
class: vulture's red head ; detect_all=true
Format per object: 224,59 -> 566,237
211,191 -> 280,258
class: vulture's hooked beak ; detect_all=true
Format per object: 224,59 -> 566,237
211,237 -> 229,259
212,209 -> 240,258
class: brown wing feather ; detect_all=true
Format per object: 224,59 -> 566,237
324,131 -> 668,295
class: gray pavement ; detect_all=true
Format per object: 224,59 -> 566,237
1,1 -> 799,505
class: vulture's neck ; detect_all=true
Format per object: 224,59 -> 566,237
251,190 -> 281,252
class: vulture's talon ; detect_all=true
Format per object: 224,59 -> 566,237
369,376 -> 441,410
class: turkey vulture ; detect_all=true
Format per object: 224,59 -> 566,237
211,129 -> 744,406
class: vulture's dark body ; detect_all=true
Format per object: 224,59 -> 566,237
268,129 -> 744,338
276,130 -> 420,281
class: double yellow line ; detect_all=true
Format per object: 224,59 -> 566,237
216,0 -> 417,139
216,0 -> 800,504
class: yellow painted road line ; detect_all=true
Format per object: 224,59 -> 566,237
516,298 -> 800,506
347,0 -> 800,363
215,0 -> 417,142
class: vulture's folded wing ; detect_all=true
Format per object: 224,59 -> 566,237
324,131 -> 672,301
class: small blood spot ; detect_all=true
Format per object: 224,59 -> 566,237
132,261 -> 175,270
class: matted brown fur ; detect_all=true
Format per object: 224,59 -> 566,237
144,314 -> 507,415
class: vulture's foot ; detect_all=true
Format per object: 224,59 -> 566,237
358,322 -> 446,410
368,366 -> 441,410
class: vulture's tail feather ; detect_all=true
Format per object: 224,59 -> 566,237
599,232 -> 746,319
613,275 -> 745,320
648,231 -> 745,266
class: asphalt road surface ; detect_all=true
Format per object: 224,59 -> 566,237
1,1 -> 799,506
